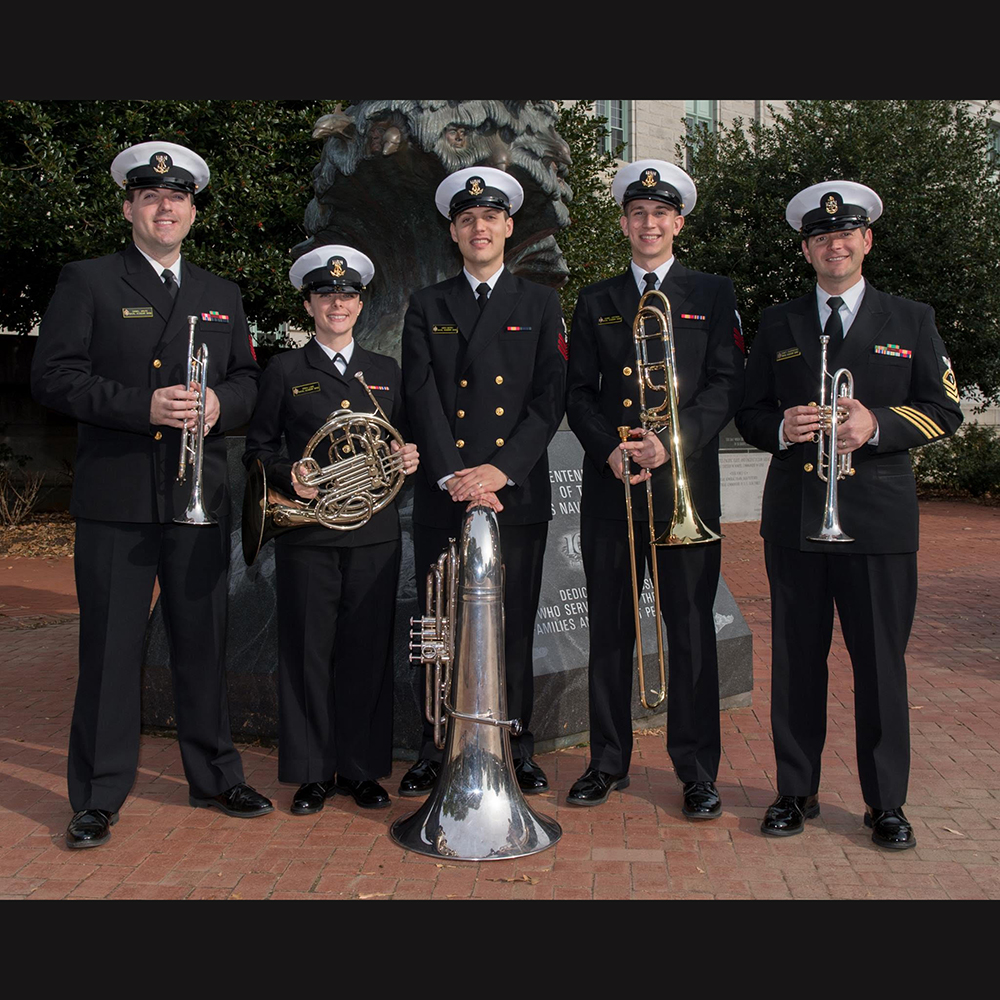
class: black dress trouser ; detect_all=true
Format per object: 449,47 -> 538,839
70,518 -> 244,812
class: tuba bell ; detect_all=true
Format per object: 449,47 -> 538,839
619,288 -> 722,709
390,504 -> 562,861
175,314 -> 217,526
806,333 -> 855,543
242,371 -> 406,565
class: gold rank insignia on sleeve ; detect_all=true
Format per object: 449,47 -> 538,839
432,325 -> 459,334
889,406 -> 945,440
776,348 -> 801,361
122,306 -> 154,318
598,315 -> 623,325
942,358 -> 960,404
292,382 -> 321,396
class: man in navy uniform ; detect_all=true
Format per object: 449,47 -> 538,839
243,245 -> 419,813
400,166 -> 567,796
31,141 -> 272,849
565,160 -> 745,815
735,181 -> 963,849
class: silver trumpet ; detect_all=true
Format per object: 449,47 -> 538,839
807,333 -> 855,543
391,504 -> 562,861
175,314 -> 216,526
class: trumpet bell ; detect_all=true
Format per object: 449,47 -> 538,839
390,505 -> 562,861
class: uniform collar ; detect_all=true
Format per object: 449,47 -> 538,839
134,244 -> 183,286
630,255 -> 675,293
462,263 -> 505,296
313,336 -> 355,368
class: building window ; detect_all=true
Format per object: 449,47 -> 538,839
991,122 -> 1000,167
685,100 -> 717,170
596,100 -> 630,159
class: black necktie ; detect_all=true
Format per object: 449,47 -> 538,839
162,269 -> 177,300
333,352 -> 346,374
643,271 -> 658,294
476,282 -> 490,313
825,296 -> 844,346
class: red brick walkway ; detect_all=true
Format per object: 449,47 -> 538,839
1,499 -> 998,899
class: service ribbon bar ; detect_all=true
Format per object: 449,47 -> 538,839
201,311 -> 230,322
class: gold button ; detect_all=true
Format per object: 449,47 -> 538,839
457,409 -> 465,418
848,468 -> 856,476
152,359 -> 162,369
459,379 -> 468,388
341,399 -> 350,409
495,407 -> 504,416
804,463 -> 814,472
496,438 -> 504,447
495,375 -> 503,385
623,398 -> 633,408
456,439 -> 465,448
154,431 -> 162,441
623,366 -> 632,376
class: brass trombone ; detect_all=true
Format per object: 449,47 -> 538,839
175,314 -> 216,525
620,288 -> 722,710
806,333 -> 855,543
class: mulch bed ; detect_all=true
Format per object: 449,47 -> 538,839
0,511 -> 76,559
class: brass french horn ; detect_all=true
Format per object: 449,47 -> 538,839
242,372 -> 406,565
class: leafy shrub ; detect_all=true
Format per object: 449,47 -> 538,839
913,422 -> 1000,498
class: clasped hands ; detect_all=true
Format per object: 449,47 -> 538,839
447,463 -> 506,513
150,381 -> 219,437
782,398 -> 877,453
608,428 -> 669,485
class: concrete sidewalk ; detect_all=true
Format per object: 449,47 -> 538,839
1,499 -> 998,900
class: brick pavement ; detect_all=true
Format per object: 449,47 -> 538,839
1,498 -> 998,900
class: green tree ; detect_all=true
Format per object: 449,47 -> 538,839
553,100 -> 628,324
678,99 -> 1000,405
0,100 -> 333,340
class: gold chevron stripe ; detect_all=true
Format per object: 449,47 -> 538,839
890,406 -> 943,439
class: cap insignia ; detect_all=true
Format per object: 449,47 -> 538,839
641,168 -> 659,189
824,194 -> 840,215
467,177 -> 484,196
152,152 -> 171,175
329,257 -> 347,278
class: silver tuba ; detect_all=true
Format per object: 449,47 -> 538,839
242,372 -> 406,565
806,333 -> 855,543
390,504 -> 562,861
175,314 -> 216,525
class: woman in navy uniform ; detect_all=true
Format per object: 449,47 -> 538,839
31,141 -> 272,850
243,246 -> 419,813
399,167 -> 567,797
735,181 -> 963,848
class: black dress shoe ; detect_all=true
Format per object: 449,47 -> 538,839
189,782 -> 274,817
514,757 -> 549,794
864,806 -> 916,850
398,758 -> 441,797
682,780 -> 722,819
66,809 -> 118,849
761,794 -> 820,837
566,767 -> 630,806
290,780 -> 336,816
334,776 -> 391,809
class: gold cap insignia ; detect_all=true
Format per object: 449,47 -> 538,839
329,257 -> 347,278
152,152 -> 171,175
467,177 -> 484,196
824,194 -> 840,215
641,168 -> 659,188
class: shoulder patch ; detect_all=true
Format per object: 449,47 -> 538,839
942,361 -> 960,404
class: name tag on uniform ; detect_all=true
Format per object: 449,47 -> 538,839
292,382 -> 321,396
432,325 -> 459,334
201,311 -> 230,323
122,307 -> 154,318
776,348 -> 801,361
598,315 -> 622,325
874,344 -> 912,358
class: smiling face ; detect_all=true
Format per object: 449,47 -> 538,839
620,198 -> 685,272
305,291 -> 363,348
449,205 -> 513,279
122,187 -> 196,264
802,225 -> 872,294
